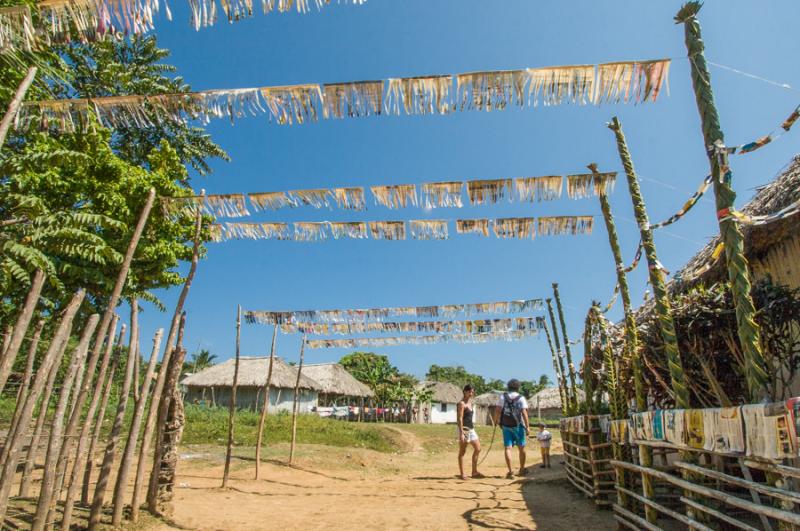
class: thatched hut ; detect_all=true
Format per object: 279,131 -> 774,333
181,357 -> 322,412
414,381 -> 462,424
473,391 -> 502,425
301,363 -> 374,406
529,387 -> 585,421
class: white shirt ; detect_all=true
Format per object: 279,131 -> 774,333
497,392 -> 529,410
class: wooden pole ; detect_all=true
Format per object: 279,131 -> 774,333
81,324 -> 125,504
0,289 -> 84,523
89,317 -> 140,528
131,195 -> 202,523
0,66 -> 36,148
546,299 -> 570,412
146,312 -> 187,514
130,298 -> 140,404
255,325 -> 278,479
0,269 -> 45,396
15,318 -> 44,405
552,283 -> 579,413
542,319 -> 567,415
31,314 -> 98,531
222,306 -> 242,488
111,328 -> 163,526
289,336 -> 306,464
57,188 -> 156,530
1,325 -> 11,358
675,2 -> 770,402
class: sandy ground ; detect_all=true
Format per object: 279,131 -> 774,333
149,426 -> 616,531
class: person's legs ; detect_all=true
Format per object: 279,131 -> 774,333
502,427 -> 515,476
540,447 -> 547,468
470,438 -> 483,477
544,447 -> 551,467
458,440 -> 468,479
517,426 -> 527,475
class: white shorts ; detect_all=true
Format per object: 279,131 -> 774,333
458,428 -> 479,443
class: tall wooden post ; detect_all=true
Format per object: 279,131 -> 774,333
0,66 -> 36,147
222,305 -> 242,488
15,318 -> 44,405
546,299 -> 570,412
552,283 -> 578,412
289,337 -> 306,464
0,269 -> 45,395
255,325 -> 278,479
675,2 -> 769,401
542,319 -> 567,415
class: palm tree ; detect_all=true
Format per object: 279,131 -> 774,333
189,349 -> 216,373
538,374 -> 552,387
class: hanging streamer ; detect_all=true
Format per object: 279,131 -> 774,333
420,181 -> 463,208
288,189 -> 333,209
493,217 -> 536,239
567,172 -> 617,199
385,76 -> 453,115
328,221 -> 368,240
294,221 -> 328,242
538,216 -> 594,236
514,176 -> 564,202
456,219 -> 490,237
281,316 -> 539,335
369,221 -> 406,240
332,187 -> 366,210
651,174 -> 713,229
0,5 -> 34,52
719,196 -> 800,227
18,59 -> 671,133
467,179 -> 513,205
204,194 -> 250,218
728,104 -> 800,155
244,298 -> 543,325
306,329 -> 538,349
248,191 -> 294,211
409,220 -> 449,240
224,221 -> 291,240
371,184 -> 417,209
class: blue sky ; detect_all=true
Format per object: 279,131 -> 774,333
131,0 -> 800,384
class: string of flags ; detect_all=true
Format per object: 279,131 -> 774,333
280,316 -> 542,335
161,173 -> 615,218
727,103 -> 800,155
244,298 -> 543,325
306,329 -> 539,349
16,59 -> 671,134
209,216 -> 594,242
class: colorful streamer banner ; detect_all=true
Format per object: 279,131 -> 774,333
17,59 -> 671,133
211,216 -> 595,242
162,194 -> 250,218
245,298 -> 544,325
719,196 -> 800,227
566,172 -> 616,199
729,103 -> 800,156
306,329 -> 539,349
281,316 -> 540,335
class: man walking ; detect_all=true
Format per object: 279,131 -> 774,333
494,379 -> 530,478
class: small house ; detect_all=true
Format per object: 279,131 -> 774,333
473,391 -> 503,425
181,356 -> 322,412
302,363 -> 374,407
529,387 -> 585,422
415,381 -> 462,424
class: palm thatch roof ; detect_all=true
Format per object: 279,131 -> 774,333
181,357 -> 322,391
417,381 -> 463,404
529,387 -> 585,410
676,155 -> 800,289
474,391 -> 503,406
302,363 -> 374,398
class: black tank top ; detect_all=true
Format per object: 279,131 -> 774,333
462,405 -> 474,429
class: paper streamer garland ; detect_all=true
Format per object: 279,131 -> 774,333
729,103 -> 800,155
17,59 -> 671,133
567,172 -> 617,199
307,329 -> 538,349
245,298 -> 544,325
281,316 -> 540,335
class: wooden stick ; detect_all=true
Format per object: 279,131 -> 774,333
1,325 -> 11,358
130,298 -> 140,404
743,460 -> 800,480
15,318 -> 44,404
131,198 -> 201,523
0,289 -> 84,523
82,324 -> 126,504
289,337 -> 306,464
738,458 -> 774,531
616,487 -> 713,531
89,314 -> 140,528
612,504 -> 665,531
111,328 -> 162,526
0,269 -> 45,396
222,306 -> 242,488
58,188 -> 155,530
0,66 -> 36,148
680,496 -> 759,531
676,461 -> 800,505
255,325 -> 278,479
31,315 -> 98,531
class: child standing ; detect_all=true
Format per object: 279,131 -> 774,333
537,423 -> 552,468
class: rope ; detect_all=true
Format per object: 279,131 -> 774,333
477,417 -> 497,466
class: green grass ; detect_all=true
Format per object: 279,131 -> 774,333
183,404 -> 398,453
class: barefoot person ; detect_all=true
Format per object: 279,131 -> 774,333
537,423 -> 552,468
457,384 -> 483,480
494,379 -> 529,479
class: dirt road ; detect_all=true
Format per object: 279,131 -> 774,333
154,426 -> 615,530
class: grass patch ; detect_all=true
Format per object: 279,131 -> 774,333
183,404 -> 398,453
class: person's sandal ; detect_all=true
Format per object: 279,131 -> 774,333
517,468 -> 528,477
472,472 -> 486,479
505,471 -> 514,479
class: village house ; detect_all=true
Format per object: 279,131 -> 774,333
414,381 -> 462,424
181,357 -> 322,412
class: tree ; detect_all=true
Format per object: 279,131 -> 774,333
425,364 -> 488,394
339,352 -> 400,404
189,349 -> 216,373
538,374 -> 552,387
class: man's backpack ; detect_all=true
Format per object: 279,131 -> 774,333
500,393 -> 522,428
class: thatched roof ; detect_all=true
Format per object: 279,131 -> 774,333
181,357 -> 322,391
301,363 -> 374,398
676,155 -> 800,289
417,381 -> 462,403
529,387 -> 585,410
474,391 -> 502,406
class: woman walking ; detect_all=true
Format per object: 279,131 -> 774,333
457,384 -> 484,480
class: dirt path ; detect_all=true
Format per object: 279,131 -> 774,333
152,426 -> 615,530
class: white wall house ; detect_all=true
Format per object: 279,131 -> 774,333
415,381 -> 462,424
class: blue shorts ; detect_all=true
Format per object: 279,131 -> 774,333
502,425 -> 527,447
